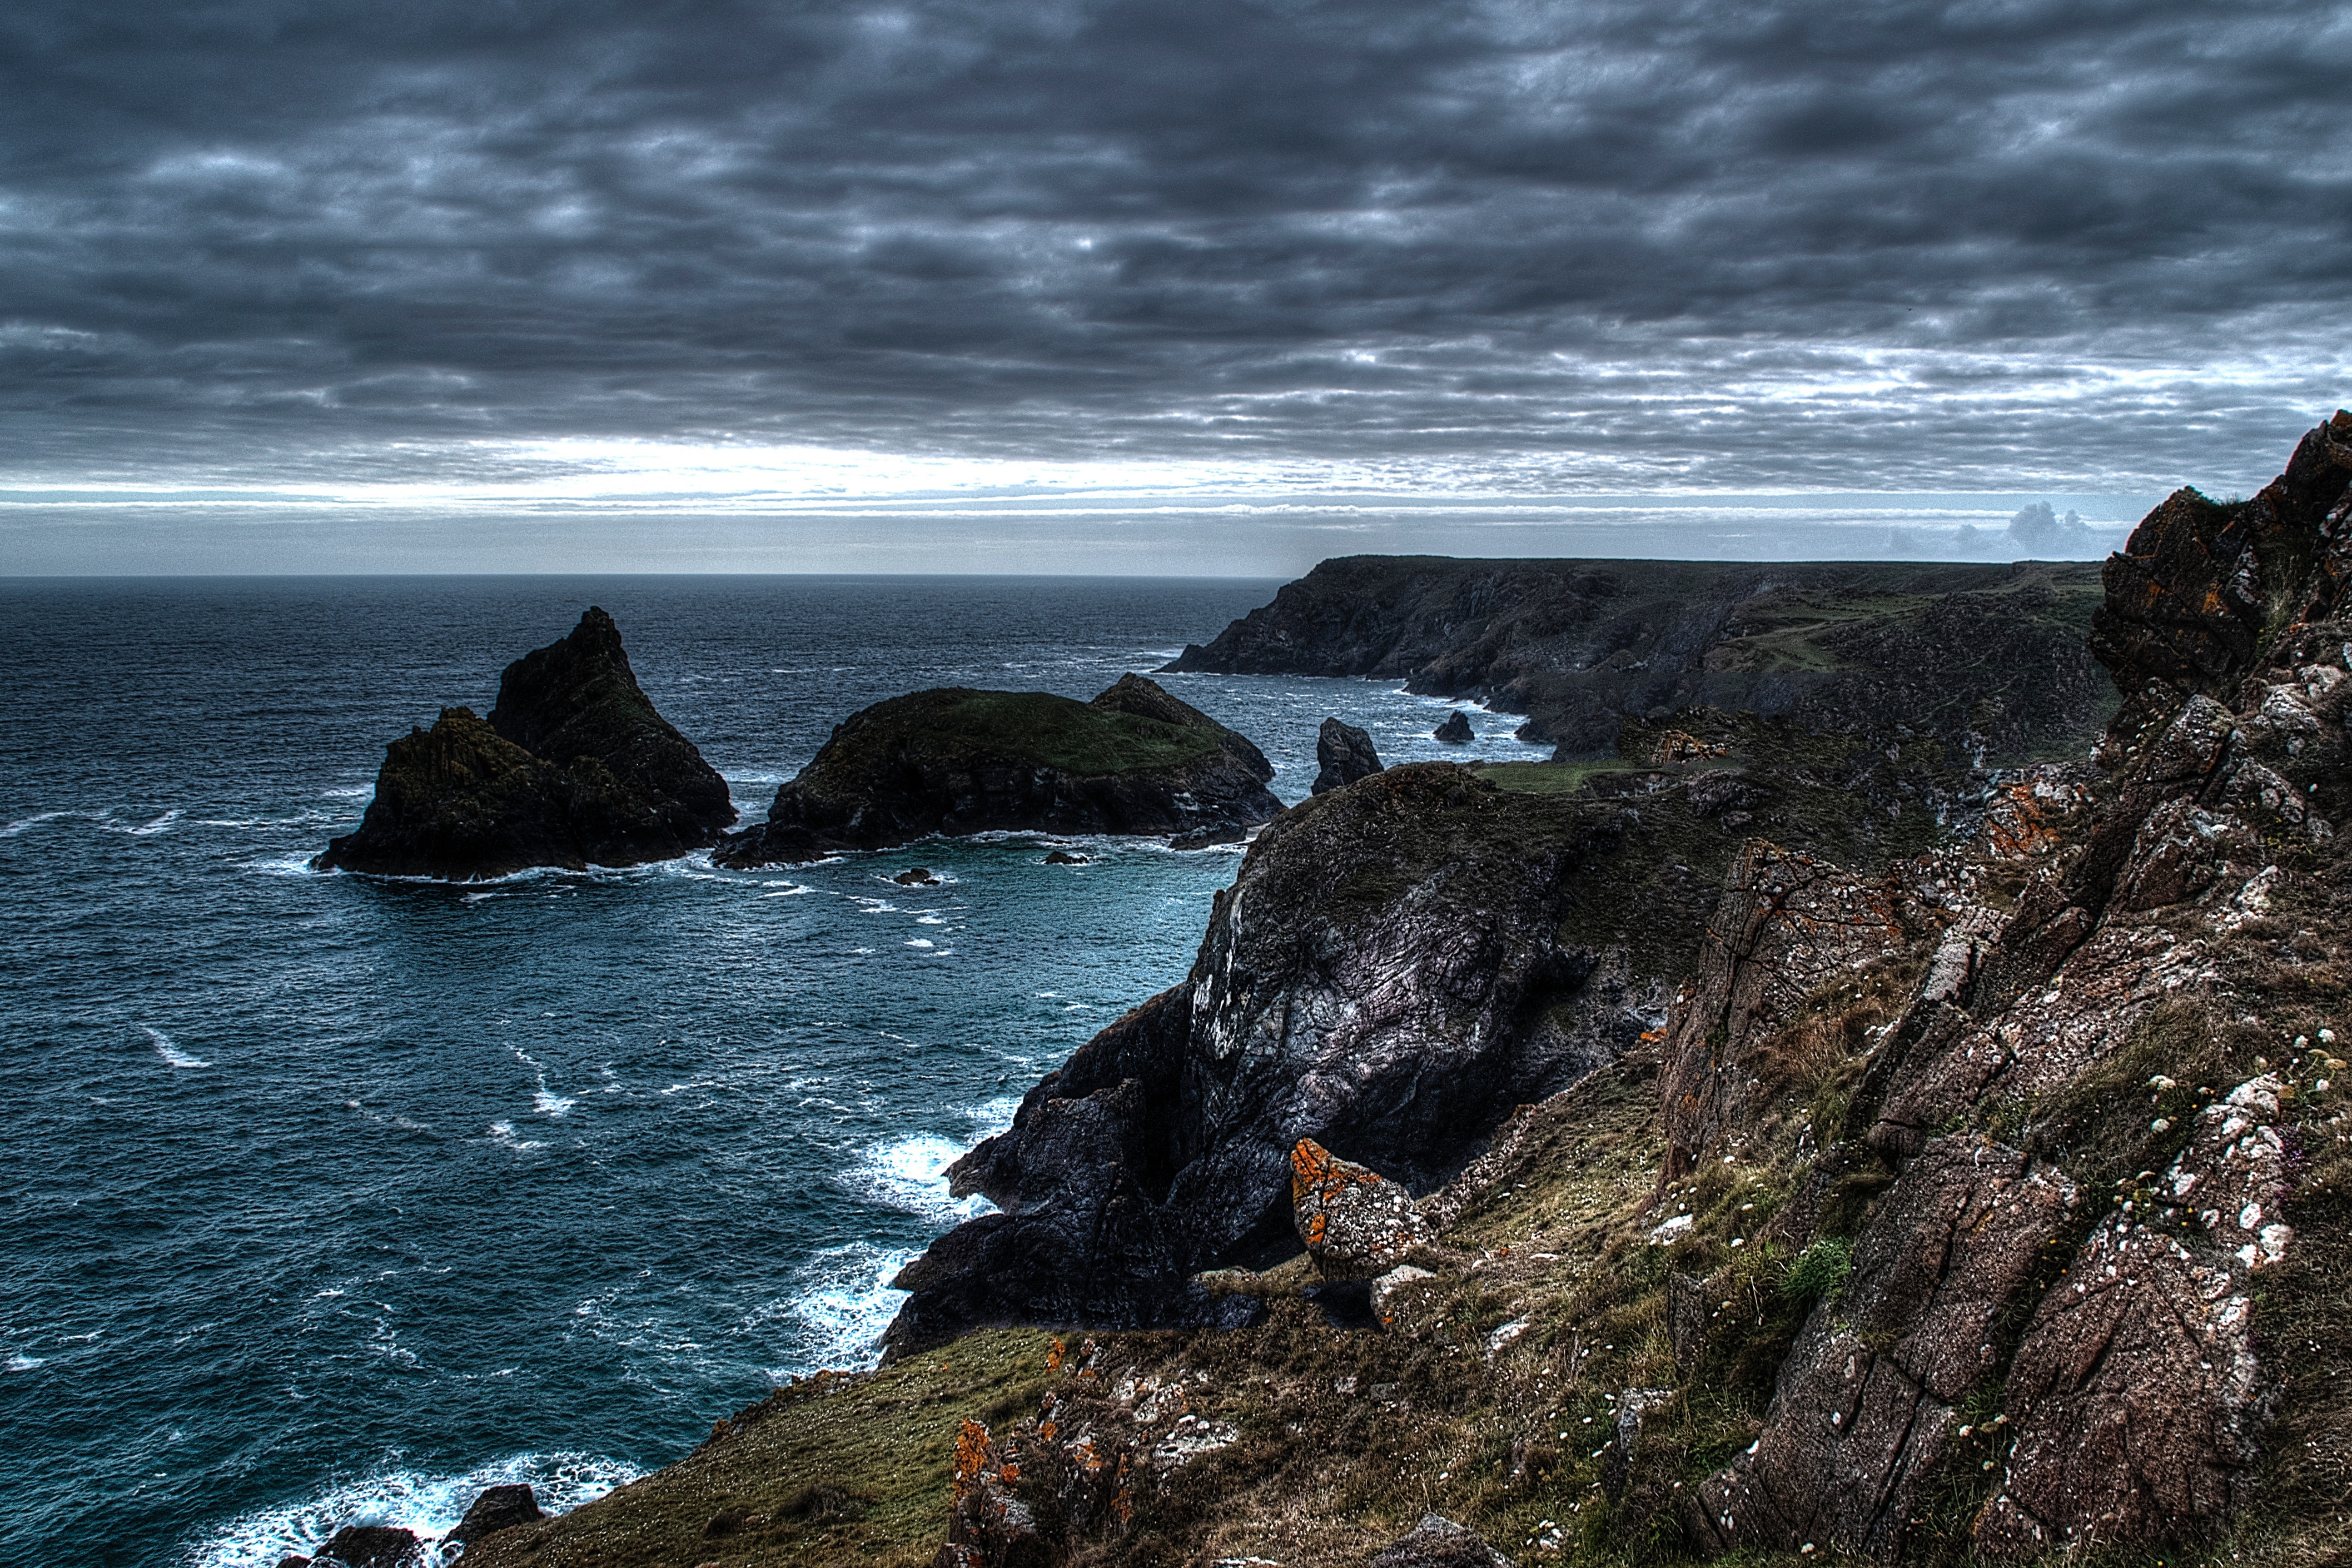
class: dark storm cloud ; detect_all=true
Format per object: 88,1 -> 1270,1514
0,0 -> 2346,491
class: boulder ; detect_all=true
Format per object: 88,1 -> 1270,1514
311,1525 -> 421,1568
316,608 -> 734,879
1043,850 -> 1088,864
1433,710 -> 1475,744
1311,718 -> 1384,794
447,1484 -> 544,1549
894,867 -> 942,886
716,675 -> 1277,867
1365,1513 -> 1513,1567
1290,1138 -> 1429,1280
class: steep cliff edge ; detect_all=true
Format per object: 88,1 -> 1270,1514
460,420 -> 2352,1568
1165,557 -> 2111,763
714,674 -> 1277,867
316,608 -> 734,879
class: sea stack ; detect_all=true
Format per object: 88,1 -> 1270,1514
1433,709 -> 1474,744
316,608 -> 735,879
715,674 -> 1278,867
1309,717 -> 1383,794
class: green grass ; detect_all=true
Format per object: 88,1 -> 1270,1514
1473,760 -> 1653,795
815,688 -> 1227,781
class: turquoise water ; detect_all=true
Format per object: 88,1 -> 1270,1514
0,576 -> 1547,1565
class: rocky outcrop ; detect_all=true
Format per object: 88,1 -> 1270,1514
1290,1138 -> 1430,1280
1164,557 -> 2112,761
884,763 -> 1720,1355
1673,411 -> 2352,1561
316,608 -> 734,879
714,675 -> 1277,867
310,1525 -> 421,1567
1433,710 -> 1474,744
1311,718 -> 1383,795
448,1485 -> 544,1550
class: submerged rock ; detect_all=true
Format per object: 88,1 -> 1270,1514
1311,717 -> 1384,794
1043,849 -> 1088,865
893,867 -> 942,887
1433,710 -> 1474,744
715,674 -> 1277,867
315,608 -> 734,879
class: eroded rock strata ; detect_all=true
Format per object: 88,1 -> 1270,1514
316,608 -> 734,879
714,674 -> 1277,867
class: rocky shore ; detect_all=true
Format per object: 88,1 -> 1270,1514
460,416 -> 2351,1568
714,673 -> 1279,867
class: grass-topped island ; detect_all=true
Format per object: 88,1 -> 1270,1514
713,674 -> 1281,867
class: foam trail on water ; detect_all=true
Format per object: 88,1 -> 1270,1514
184,1450 -> 639,1568
142,1026 -> 210,1069
845,1133 -> 998,1224
0,809 -> 68,837
772,1242 -> 918,1375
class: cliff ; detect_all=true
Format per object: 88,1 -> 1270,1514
713,674 -> 1278,867
316,608 -> 734,879
460,417 -> 2352,1568
1165,557 -> 2112,763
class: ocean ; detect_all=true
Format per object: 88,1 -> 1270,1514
0,576 -> 1548,1566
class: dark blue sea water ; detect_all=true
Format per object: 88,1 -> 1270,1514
0,576 -> 1547,1567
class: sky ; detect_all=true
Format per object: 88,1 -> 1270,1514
2,0 -> 2347,574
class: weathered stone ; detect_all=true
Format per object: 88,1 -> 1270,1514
1692,1137 -> 2077,1559
1433,710 -> 1475,744
1312,717 -> 1384,794
311,1525 -> 421,1568
448,1484 -> 544,1549
1976,1074 -> 2299,1556
1365,1512 -> 1513,1568
1291,1138 -> 1429,1280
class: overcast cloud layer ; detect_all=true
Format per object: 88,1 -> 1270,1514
2,0 -> 2348,568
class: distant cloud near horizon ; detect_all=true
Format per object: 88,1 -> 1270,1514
0,0 -> 2345,570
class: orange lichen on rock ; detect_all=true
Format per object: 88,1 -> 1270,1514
1290,1137 -> 1430,1280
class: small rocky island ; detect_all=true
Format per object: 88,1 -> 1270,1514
316,608 -> 735,879
714,674 -> 1277,867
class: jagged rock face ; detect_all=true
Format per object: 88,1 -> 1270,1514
1674,412 -> 2352,1561
1163,556 -> 2112,762
1290,1138 -> 1429,1280
1657,842 -> 1918,1182
316,609 -> 735,879
715,674 -> 1277,867
1311,717 -> 1383,795
448,1485 -> 544,1549
1433,710 -> 1475,744
886,765 -> 1716,1356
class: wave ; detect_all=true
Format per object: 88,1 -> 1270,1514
182,1450 -> 639,1568
142,1026 -> 210,1069
767,1242 -> 918,1377
488,1120 -> 547,1151
7,1352 -> 42,1371
125,808 -> 183,837
322,785 -> 375,799
0,809 -> 69,837
843,1131 -> 1001,1225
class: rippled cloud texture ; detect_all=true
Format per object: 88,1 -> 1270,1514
2,0 -> 2346,568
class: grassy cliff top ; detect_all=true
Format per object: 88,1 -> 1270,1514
804,685 -> 1232,783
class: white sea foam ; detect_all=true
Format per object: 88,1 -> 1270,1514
142,1026 -> 210,1069
322,784 -> 375,799
845,1133 -> 1000,1224
0,809 -> 68,837
183,1450 -> 639,1568
532,1088 -> 575,1118
904,938 -> 935,949
125,808 -> 182,836
7,1352 -> 42,1371
769,1242 -> 918,1375
245,849 -> 332,877
488,1120 -> 547,1151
